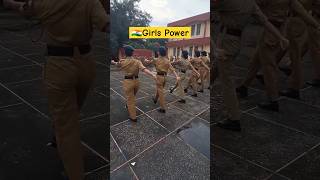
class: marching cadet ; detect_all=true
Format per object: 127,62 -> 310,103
192,50 -> 210,93
279,0 -> 315,99
278,0 -> 320,89
171,50 -> 200,103
213,0 -> 289,131
112,45 -> 156,121
185,50 -> 207,96
144,46 -> 180,113
4,0 -> 107,179
200,51 -> 211,90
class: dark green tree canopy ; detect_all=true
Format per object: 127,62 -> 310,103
110,0 -> 168,59
110,0 -> 152,59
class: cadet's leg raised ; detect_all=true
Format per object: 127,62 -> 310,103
45,56 -> 84,180
284,18 -> 308,98
258,29 -> 283,111
176,72 -> 186,102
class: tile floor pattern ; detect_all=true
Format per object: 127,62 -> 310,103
109,69 -> 210,179
0,8 -> 108,180
212,57 -> 320,179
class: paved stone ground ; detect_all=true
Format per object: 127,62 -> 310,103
212,24 -> 320,180
109,66 -> 210,179
0,8 -> 108,180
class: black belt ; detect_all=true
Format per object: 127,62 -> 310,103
269,20 -> 283,28
157,72 -> 167,76
124,75 -> 138,79
220,26 -> 242,37
180,70 -> 186,73
47,44 -> 91,56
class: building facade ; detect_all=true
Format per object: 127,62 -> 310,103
166,12 -> 210,59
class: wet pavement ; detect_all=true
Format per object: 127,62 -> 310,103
0,8 -> 107,180
212,24 -> 320,180
109,68 -> 210,179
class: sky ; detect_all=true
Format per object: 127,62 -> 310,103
138,0 -> 210,26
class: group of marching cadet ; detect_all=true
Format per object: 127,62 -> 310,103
112,45 -> 210,122
213,0 -> 320,131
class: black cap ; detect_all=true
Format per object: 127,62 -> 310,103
182,50 -> 188,59
159,46 -> 166,56
195,50 -> 200,57
201,51 -> 207,56
123,45 -> 134,57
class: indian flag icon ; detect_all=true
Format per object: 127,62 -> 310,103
131,30 -> 142,36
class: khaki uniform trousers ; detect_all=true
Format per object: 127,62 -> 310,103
285,16 -> 320,84
242,33 -> 286,88
199,67 -> 209,90
45,51 -> 96,180
123,79 -> 139,120
155,75 -> 166,109
286,17 -> 309,90
258,27 -> 284,99
187,71 -> 199,93
243,17 -> 317,91
175,71 -> 187,99
218,34 -> 241,120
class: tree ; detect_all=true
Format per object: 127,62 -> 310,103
110,0 -> 152,60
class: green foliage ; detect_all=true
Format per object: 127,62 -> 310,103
110,0 -> 169,59
110,0 -> 152,58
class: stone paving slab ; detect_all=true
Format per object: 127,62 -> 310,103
110,66 -> 210,179
129,134 -> 210,180
213,60 -> 320,180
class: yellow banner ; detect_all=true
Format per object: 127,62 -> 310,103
129,27 -> 191,39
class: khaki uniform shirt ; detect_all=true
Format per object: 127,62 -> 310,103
201,56 -> 210,67
172,58 -> 193,72
119,57 -> 146,76
152,57 -> 175,74
31,0 -> 107,46
190,57 -> 207,70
